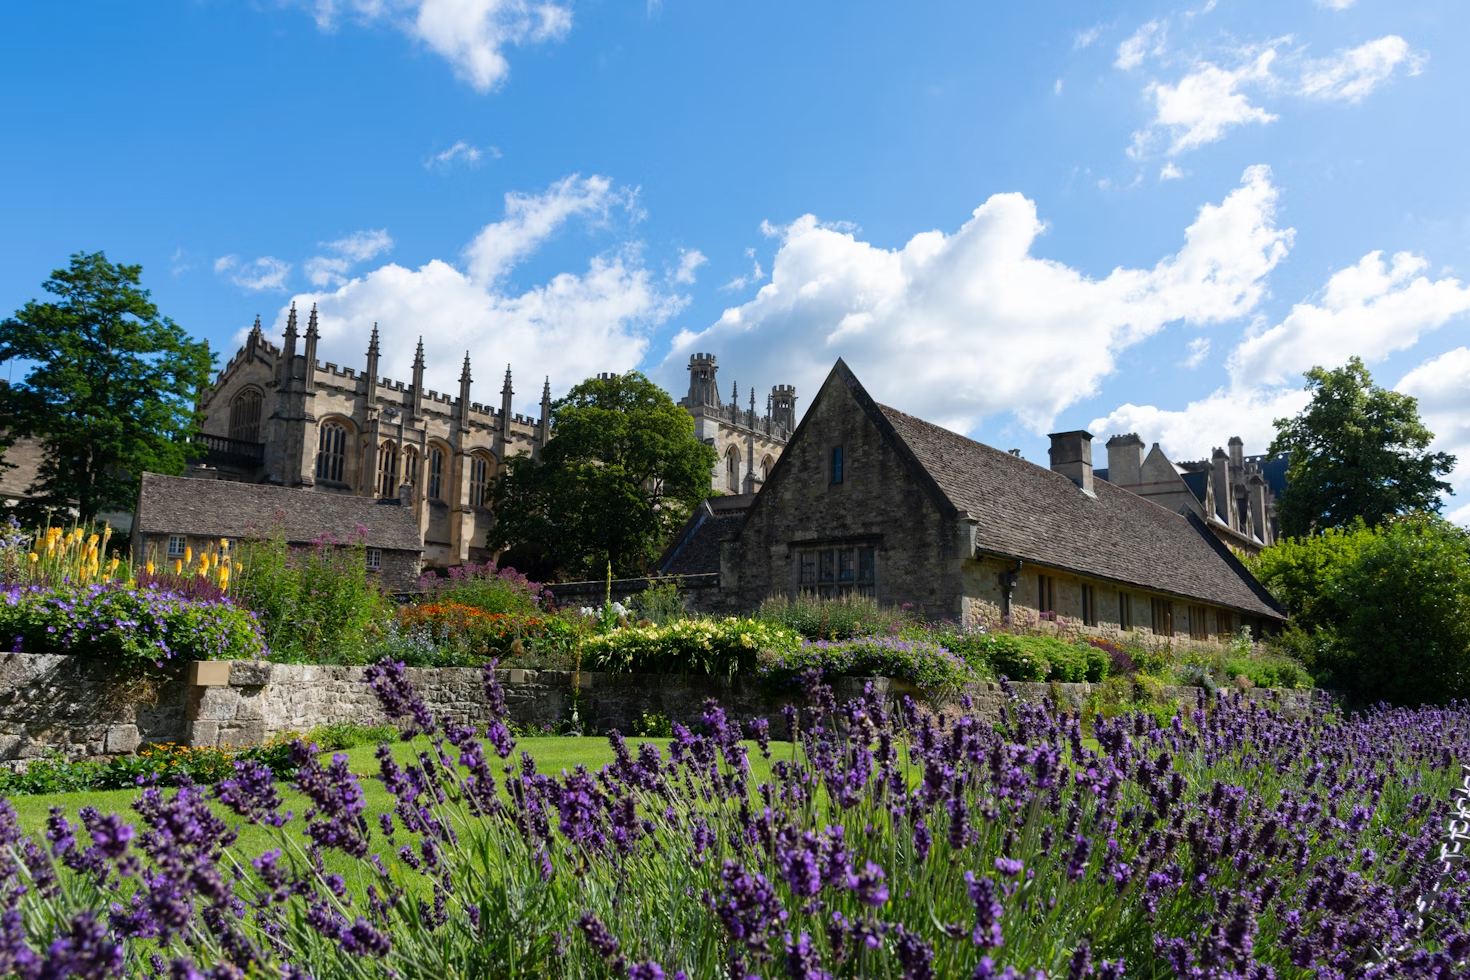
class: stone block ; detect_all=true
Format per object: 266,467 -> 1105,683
104,725 -> 140,755
186,721 -> 220,749
188,661 -> 231,687
506,669 -> 533,685
195,687 -> 241,722
229,661 -> 272,687
217,721 -> 266,748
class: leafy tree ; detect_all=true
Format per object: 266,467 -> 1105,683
487,371 -> 718,579
0,252 -> 213,524
1252,515 -> 1470,705
1269,357 -> 1455,537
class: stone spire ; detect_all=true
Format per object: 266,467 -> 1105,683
364,323 -> 380,406
499,365 -> 514,448
538,376 -> 552,447
748,386 -> 756,426
277,302 -> 298,385
302,304 -> 319,392
411,336 -> 425,418
457,351 -> 472,421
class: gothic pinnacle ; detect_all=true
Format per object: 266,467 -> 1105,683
502,364 -> 513,395
368,322 -> 380,355
460,351 -> 472,382
413,336 -> 425,367
285,302 -> 298,337
305,303 -> 319,338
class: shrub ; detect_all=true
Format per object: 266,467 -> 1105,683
630,712 -> 674,738
756,593 -> 904,640
629,578 -> 687,625
419,561 -> 552,615
1222,653 -> 1313,690
0,582 -> 266,672
397,604 -> 575,658
917,623 -> 997,679
760,635 -> 973,690
583,618 -> 801,677
0,743 -> 243,796
978,633 -> 1109,683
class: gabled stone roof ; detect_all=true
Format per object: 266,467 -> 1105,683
871,403 -> 1284,618
135,473 -> 424,553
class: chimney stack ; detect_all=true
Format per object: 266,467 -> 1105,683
1103,433 -> 1145,488
1048,430 -> 1095,495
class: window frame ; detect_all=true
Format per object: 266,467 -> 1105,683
166,535 -> 187,558
796,543 -> 876,599
377,440 -> 400,498
365,548 -> 382,571
1081,583 -> 1097,627
228,387 -> 263,444
1151,598 -> 1174,637
315,420 -> 349,484
1119,592 -> 1133,631
427,445 -> 446,501
1037,574 -> 1056,616
469,453 -> 492,509
830,445 -> 844,485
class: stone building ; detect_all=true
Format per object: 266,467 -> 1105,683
132,472 -> 425,592
1098,434 -> 1286,555
192,307 -> 552,570
720,360 -> 1286,638
678,353 -> 796,494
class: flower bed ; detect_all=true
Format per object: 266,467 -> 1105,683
583,617 -> 801,677
395,602 -> 577,663
2,663 -> 1465,977
759,635 -> 973,690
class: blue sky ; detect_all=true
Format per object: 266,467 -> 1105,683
2,1 -> 1468,517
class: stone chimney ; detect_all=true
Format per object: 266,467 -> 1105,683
1048,430 -> 1095,495
1211,448 -> 1232,527
1104,433 -> 1145,488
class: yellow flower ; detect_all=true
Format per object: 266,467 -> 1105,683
27,553 -> 37,563
145,560 -> 155,576
217,568 -> 230,590
219,538 -> 229,550
106,557 -> 119,573
88,533 -> 99,547
174,559 -> 183,575
184,546 -> 192,565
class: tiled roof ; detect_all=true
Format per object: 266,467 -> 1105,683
135,473 -> 424,553
661,511 -> 744,576
870,400 -> 1284,619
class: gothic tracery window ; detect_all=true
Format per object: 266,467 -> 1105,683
469,453 -> 491,508
403,446 -> 419,493
315,421 -> 348,484
726,447 -> 740,493
427,445 -> 446,501
377,440 -> 399,498
228,388 -> 263,443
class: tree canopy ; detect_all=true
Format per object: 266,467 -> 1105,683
0,252 -> 214,524
1269,357 -> 1455,538
487,371 -> 719,579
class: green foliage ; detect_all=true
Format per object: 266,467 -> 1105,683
487,372 -> 720,578
0,744 -> 243,796
759,635 -> 974,690
919,624 -> 999,680
1084,674 -> 1179,730
629,578 -> 688,625
755,593 -> 902,640
1270,357 -> 1456,537
979,633 -> 1110,683
0,252 -> 214,524
231,532 -> 392,662
1222,654 -> 1313,690
630,712 -> 674,738
419,562 -> 551,615
1254,514 -> 1470,704
583,618 -> 801,677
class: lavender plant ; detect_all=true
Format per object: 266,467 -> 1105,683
1,668 -> 1467,978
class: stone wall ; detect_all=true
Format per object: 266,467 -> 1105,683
0,653 -> 1320,760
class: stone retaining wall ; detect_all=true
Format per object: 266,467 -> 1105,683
0,653 -> 1320,759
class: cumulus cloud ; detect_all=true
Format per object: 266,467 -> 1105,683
1160,162 -> 1185,181
1090,386 -> 1310,463
661,166 -> 1291,435
215,255 -> 292,291
1228,251 -> 1470,387
1396,347 -> 1470,522
671,248 -> 707,285
425,140 -> 499,170
306,229 -> 395,287
1116,20 -> 1165,69
305,0 -> 572,92
255,174 -> 683,401
1132,49 -> 1278,156
1298,35 -> 1424,103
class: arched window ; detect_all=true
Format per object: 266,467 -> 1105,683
469,453 -> 491,508
726,447 -> 741,493
761,456 -> 774,483
377,440 -> 399,498
316,421 -> 348,483
228,388 -> 263,443
427,445 -> 446,501
403,446 -> 419,492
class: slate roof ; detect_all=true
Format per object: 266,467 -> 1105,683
658,495 -> 754,576
862,394 -> 1284,620
135,473 -> 424,553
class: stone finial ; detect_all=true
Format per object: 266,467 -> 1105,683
305,303 -> 319,339
460,351 -> 472,382
413,337 -> 425,369
368,322 -> 380,356
284,302 -> 298,339
502,364 -> 514,396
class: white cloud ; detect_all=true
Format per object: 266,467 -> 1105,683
722,248 -> 766,291
305,0 -> 572,92
672,248 -> 707,285
306,229 -> 395,287
1183,336 -> 1210,367
1116,20 -> 1165,69
1133,49 -> 1279,157
1054,78 -> 1063,95
1298,35 -> 1424,103
662,166 -> 1291,435
1090,386 -> 1309,463
215,255 -> 292,291
1316,0 -> 1357,9
252,174 -> 684,402
1228,251 -> 1470,387
1074,25 -> 1102,50
425,140 -> 499,170
1396,347 -> 1470,523
1160,162 -> 1185,181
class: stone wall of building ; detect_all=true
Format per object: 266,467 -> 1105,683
0,654 -> 1320,760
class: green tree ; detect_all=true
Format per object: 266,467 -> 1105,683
487,371 -> 719,579
0,252 -> 213,525
1252,515 -> 1470,705
1269,357 -> 1455,537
